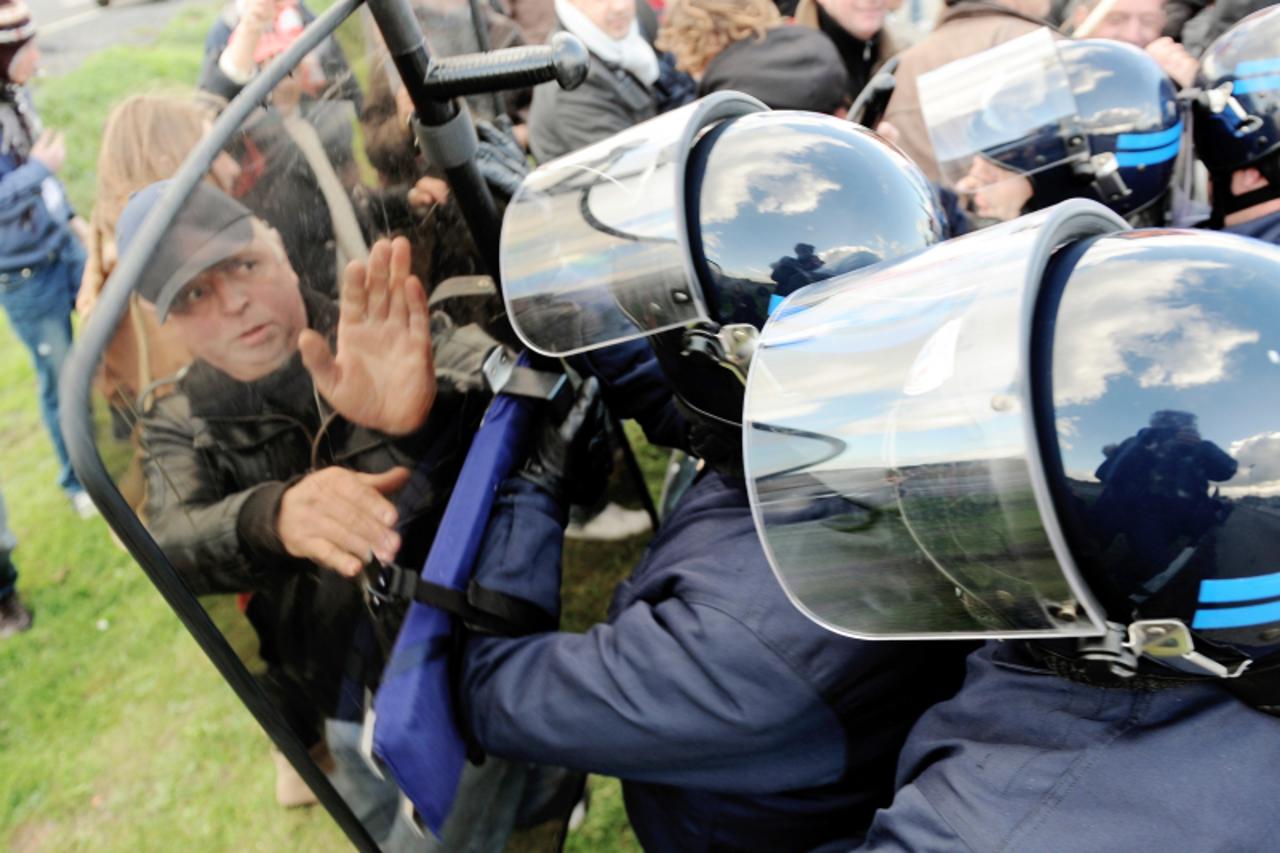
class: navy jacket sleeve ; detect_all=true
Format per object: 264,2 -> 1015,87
567,338 -> 689,452
460,477 -> 848,793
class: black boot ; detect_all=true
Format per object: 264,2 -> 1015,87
0,592 -> 33,638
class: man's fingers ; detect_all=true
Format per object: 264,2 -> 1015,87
324,484 -> 402,558
357,466 -> 412,498
387,236 -> 412,326
390,236 -> 412,285
310,507 -> 398,566
298,329 -> 339,395
307,537 -> 365,578
341,257 -> 368,323
366,239 -> 392,321
405,275 -> 430,343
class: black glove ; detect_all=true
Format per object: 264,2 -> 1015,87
475,116 -> 529,201
518,376 -> 613,507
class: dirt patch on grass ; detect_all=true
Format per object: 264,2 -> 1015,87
9,819 -> 56,852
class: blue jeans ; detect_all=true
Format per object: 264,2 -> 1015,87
0,235 -> 86,496
0,483 -> 17,601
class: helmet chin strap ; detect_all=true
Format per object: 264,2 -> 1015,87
1209,157 -> 1280,227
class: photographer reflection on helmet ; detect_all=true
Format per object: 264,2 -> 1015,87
1092,410 -> 1237,598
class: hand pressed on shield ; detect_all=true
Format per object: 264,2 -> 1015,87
277,466 -> 411,577
298,236 -> 437,435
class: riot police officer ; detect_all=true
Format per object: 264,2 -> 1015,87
1189,6 -> 1280,242
455,94 -> 975,851
741,199 -> 1280,851
921,30 -> 1183,227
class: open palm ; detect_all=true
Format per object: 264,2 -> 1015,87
299,237 -> 437,435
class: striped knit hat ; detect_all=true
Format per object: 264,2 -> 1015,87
0,0 -> 35,85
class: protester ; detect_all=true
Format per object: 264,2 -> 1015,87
442,102 -> 974,851
656,0 -> 847,113
879,0 -> 1055,182
199,0 -> 361,107
118,180 -> 568,845
0,0 -> 94,518
0,481 -> 31,638
1067,0 -> 1199,86
527,0 -> 659,163
1190,6 -> 1280,242
793,0 -> 915,105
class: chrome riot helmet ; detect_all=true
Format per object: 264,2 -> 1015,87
745,198 -> 1280,681
1190,6 -> 1280,224
500,93 -> 945,434
922,30 -> 1181,225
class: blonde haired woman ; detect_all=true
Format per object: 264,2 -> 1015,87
657,0 -> 847,112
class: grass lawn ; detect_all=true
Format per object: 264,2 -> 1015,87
2,4 -> 656,849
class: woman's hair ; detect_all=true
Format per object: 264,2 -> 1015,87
656,0 -> 782,75
94,93 -> 217,235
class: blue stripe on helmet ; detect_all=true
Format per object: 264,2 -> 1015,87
1199,570 -> 1280,604
1234,73 -> 1280,95
1192,598 -> 1280,630
1116,120 -> 1183,151
1115,138 -> 1180,168
1236,58 -> 1280,77
767,293 -> 785,316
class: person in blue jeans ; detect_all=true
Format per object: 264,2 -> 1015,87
0,480 -> 32,637
0,0 -> 93,516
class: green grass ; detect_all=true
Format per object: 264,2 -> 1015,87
4,5 -> 657,849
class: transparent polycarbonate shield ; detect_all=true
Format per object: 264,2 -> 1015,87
499,93 -> 766,356
920,28 -> 1081,198
744,201 -> 1127,639
65,9 -> 578,847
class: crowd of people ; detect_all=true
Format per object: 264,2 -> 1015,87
2,0 -> 1279,848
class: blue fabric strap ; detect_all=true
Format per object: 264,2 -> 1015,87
372,355 -> 538,836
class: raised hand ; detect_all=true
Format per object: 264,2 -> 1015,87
298,236 -> 437,435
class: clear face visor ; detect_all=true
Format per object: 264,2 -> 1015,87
499,93 -> 766,356
921,29 -> 1081,221
743,200 -> 1128,639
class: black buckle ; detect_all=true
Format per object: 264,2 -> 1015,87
363,559 -> 417,613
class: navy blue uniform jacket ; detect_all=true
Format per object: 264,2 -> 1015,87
856,641 -> 1280,851
461,470 -> 969,851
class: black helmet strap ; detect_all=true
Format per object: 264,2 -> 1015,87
1209,154 -> 1280,226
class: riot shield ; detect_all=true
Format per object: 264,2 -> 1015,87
60,0 -> 597,848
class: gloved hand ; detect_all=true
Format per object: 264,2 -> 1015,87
475,116 -> 529,201
518,376 -> 613,507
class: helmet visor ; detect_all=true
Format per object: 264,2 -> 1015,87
921,29 -> 1081,206
499,93 -> 766,356
743,201 -> 1125,639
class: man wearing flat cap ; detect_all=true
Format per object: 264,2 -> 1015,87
118,180 -> 500,822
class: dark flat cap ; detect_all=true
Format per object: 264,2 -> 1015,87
116,180 -> 256,322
